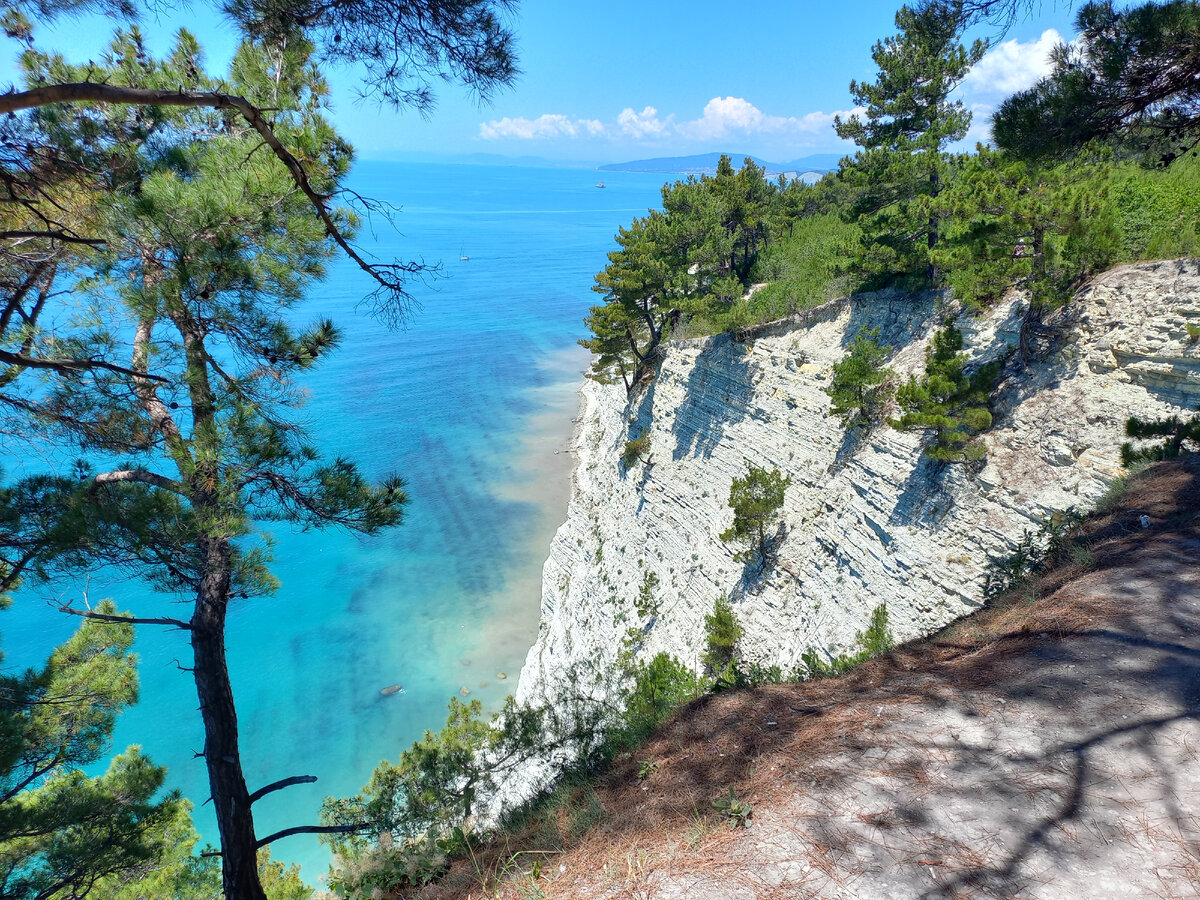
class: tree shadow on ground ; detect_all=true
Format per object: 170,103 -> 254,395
838,287 -> 938,351
889,453 -> 953,526
832,421 -> 873,470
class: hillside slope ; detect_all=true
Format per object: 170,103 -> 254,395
492,454 -> 1200,899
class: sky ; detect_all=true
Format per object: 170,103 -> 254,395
13,0 -> 1081,166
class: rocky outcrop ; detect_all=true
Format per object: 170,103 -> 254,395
515,259 -> 1200,712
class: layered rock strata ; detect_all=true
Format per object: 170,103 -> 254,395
515,259 -> 1200,712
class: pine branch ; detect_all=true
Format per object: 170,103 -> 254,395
0,82 -> 419,321
90,468 -> 186,495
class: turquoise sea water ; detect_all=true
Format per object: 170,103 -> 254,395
3,161 -> 668,884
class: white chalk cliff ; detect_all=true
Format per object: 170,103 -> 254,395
515,259 -> 1200,712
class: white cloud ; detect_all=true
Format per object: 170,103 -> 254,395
478,114 -> 607,140
478,97 -> 860,150
617,105 -> 671,139
962,102 -> 997,146
964,29 -> 1062,99
680,97 -> 771,139
676,97 -> 862,141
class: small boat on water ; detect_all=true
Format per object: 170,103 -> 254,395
379,684 -> 404,697
596,181 -> 605,189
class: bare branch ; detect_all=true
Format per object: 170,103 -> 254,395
91,468 -> 186,495
0,229 -> 107,246
52,601 -> 192,630
0,347 -> 171,382
249,775 -> 318,805
254,824 -> 358,848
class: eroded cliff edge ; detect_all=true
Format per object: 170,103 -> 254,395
516,259 -> 1200,710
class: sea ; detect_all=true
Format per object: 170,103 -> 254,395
2,160 -> 670,884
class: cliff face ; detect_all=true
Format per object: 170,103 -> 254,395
515,259 -> 1200,710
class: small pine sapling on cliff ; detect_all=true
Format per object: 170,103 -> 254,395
889,324 -> 1001,462
635,569 -> 660,618
800,603 -> 894,679
622,427 -> 652,468
1120,411 -> 1200,466
825,326 -> 894,426
702,595 -> 742,687
719,464 -> 791,570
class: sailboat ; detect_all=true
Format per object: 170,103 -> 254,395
459,246 -> 469,261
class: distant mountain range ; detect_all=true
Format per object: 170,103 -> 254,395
598,152 -> 843,178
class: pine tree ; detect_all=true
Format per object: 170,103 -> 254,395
835,3 -> 986,284
0,607 -> 189,900
1,34 -> 405,900
701,595 -> 742,682
582,158 -> 791,389
581,213 -> 677,392
0,4 -> 520,895
932,146 -> 1120,360
825,326 -> 894,426
1121,411 -> 1200,465
719,465 -> 791,570
993,1 -> 1200,165
933,147 -> 1118,309
890,325 -> 1002,462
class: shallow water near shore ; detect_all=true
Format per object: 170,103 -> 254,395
1,160 -> 668,884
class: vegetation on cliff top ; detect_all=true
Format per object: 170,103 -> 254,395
582,0 -> 1200,467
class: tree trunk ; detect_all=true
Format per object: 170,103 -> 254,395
169,293 -> 268,900
192,534 -> 268,900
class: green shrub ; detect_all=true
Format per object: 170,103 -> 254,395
634,570 -> 660,618
982,509 -> 1084,598
711,788 -> 752,828
734,661 -> 782,687
701,595 -> 742,685
1111,155 -> 1200,262
800,603 -> 894,679
748,212 -> 860,317
636,758 -> 659,780
856,603 -> 893,657
622,427 -> 651,467
615,653 -> 707,751
889,324 -> 1002,463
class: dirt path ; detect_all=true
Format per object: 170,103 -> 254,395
498,457 -> 1200,900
